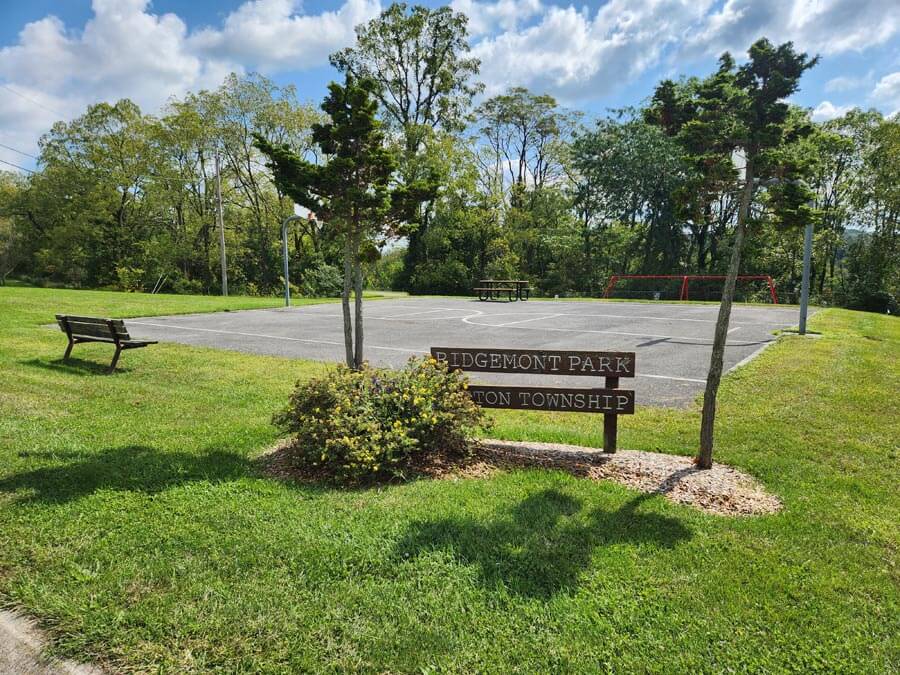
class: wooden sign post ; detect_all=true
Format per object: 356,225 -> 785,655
431,347 -> 636,453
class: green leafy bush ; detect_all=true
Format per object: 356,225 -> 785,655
273,357 -> 487,482
301,260 -> 343,297
115,265 -> 146,292
409,258 -> 471,294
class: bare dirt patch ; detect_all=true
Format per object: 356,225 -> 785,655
259,439 -> 782,516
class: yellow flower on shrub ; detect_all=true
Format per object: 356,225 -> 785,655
272,357 -> 486,483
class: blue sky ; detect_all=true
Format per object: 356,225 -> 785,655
1,0 -> 899,172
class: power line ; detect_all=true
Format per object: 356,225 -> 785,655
0,154 -> 215,184
1,83 -> 67,118
0,90 -> 226,184
0,157 -> 35,173
0,149 -> 213,184
0,142 -> 38,160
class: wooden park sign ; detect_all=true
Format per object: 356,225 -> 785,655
431,347 -> 636,453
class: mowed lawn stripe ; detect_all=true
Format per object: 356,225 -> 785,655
0,286 -> 897,672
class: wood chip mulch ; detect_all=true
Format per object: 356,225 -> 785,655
477,440 -> 782,516
258,439 -> 782,517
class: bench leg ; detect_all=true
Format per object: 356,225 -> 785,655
109,345 -> 122,374
63,338 -> 74,360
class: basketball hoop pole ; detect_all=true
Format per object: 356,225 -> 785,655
799,219 -> 813,334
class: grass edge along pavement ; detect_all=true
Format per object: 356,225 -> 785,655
0,286 -> 898,672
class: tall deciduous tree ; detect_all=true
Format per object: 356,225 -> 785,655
571,112 -> 691,273
331,2 -> 481,290
0,172 -> 25,284
696,39 -> 818,469
476,87 -> 579,198
330,2 -> 481,151
256,77 -> 432,369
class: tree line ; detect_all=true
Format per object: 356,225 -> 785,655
0,3 -> 897,313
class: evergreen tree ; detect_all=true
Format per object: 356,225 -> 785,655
256,76 -> 433,369
696,39 -> 818,468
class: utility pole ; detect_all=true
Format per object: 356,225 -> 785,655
281,214 -> 303,307
215,149 -> 228,296
799,217 -> 813,335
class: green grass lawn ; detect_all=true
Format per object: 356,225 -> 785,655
1,286 -> 898,672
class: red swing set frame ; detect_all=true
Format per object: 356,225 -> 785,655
603,274 -> 779,304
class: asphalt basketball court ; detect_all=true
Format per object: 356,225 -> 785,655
127,298 -> 803,407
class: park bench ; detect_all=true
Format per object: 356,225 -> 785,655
55,315 -> 156,373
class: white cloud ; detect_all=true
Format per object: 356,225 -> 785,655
0,0 -> 378,165
0,84 -> 73,161
685,0 -> 900,58
0,1 -> 225,112
189,0 -> 380,70
824,74 -> 870,93
811,100 -> 853,121
871,71 -> 900,115
450,0 -> 543,36
2,0 -> 899,169
470,0 -> 715,99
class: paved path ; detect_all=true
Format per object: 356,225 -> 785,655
128,298 -> 803,407
0,610 -> 101,675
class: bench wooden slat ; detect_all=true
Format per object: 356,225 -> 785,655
57,315 -> 130,338
56,314 -> 125,326
65,322 -> 131,340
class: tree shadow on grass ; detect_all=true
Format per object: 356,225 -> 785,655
395,488 -> 691,599
0,445 -> 250,504
21,357 -> 131,376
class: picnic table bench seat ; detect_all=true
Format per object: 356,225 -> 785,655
56,315 -> 156,373
474,280 -> 530,301
474,286 -> 516,301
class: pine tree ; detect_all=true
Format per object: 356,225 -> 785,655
696,39 -> 818,468
256,76 -> 433,369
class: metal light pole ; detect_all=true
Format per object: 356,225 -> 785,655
757,177 -> 813,332
799,216 -> 813,335
281,214 -> 304,307
214,149 -> 228,296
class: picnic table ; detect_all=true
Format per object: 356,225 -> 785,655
473,279 -> 531,301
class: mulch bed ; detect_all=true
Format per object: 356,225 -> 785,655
258,439 -> 782,517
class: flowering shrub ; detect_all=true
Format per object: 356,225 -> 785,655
273,357 -> 487,482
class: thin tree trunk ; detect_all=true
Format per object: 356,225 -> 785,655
341,238 -> 354,369
353,233 -> 364,369
697,158 -> 754,469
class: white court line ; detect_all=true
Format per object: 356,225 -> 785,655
373,307 -> 468,319
460,314 -> 769,345
553,312 -> 745,324
373,313 -> 485,322
462,316 -> 691,341
496,313 -> 564,327
128,322 -> 429,354
728,326 -> 741,334
130,321 -> 708,383
639,373 -> 706,383
314,309 -> 485,322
